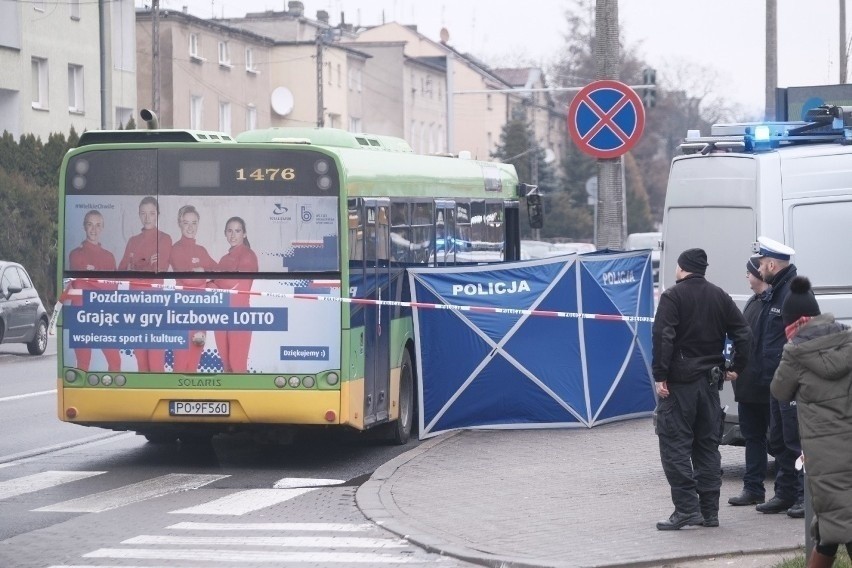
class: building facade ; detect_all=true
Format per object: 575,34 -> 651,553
0,0 -> 136,140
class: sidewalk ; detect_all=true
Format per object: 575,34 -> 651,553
357,418 -> 805,568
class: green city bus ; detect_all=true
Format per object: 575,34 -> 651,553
56,121 -> 526,444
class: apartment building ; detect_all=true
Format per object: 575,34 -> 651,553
0,0 -> 137,140
136,9 -> 273,134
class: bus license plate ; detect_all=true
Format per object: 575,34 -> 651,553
169,401 -> 230,416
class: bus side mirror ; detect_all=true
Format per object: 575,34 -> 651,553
526,193 -> 543,229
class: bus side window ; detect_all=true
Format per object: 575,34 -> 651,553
376,206 -> 389,261
390,201 -> 410,264
347,200 -> 363,261
411,201 -> 434,264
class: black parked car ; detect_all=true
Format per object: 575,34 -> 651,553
0,261 -> 49,355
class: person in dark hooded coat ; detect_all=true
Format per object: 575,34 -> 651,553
771,276 -> 852,568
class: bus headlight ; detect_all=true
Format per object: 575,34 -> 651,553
288,376 -> 301,388
101,375 -> 113,386
64,369 -> 78,383
274,376 -> 287,388
302,376 -> 315,388
114,375 -> 127,386
326,372 -> 339,386
87,374 -> 99,386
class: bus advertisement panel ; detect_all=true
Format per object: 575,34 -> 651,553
60,147 -> 342,375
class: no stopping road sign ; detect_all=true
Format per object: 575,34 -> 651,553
568,80 -> 645,159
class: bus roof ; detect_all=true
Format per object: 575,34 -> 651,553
78,130 -> 236,146
236,127 -> 413,153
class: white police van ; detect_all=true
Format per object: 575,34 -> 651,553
659,105 -> 852,444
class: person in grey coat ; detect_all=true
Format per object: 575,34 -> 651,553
771,276 -> 852,568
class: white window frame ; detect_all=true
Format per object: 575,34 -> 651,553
31,57 -> 48,109
245,104 -> 257,131
189,33 -> 203,62
218,41 -> 231,68
115,106 -> 133,129
190,95 -> 203,129
69,0 -> 80,20
245,47 -> 258,73
68,64 -> 84,113
218,101 -> 231,135
349,116 -> 362,133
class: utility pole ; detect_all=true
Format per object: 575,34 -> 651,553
841,0 -> 848,83
593,0 -> 624,250
152,0 -> 161,118
316,32 -> 325,127
98,0 -> 107,129
765,0 -> 777,120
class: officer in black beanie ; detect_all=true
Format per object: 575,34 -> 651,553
652,248 -> 751,530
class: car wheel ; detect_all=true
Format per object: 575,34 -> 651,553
27,318 -> 48,355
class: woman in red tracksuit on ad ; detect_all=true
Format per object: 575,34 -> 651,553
118,196 -> 172,372
68,210 -> 121,372
169,205 -> 218,373
214,216 -> 258,373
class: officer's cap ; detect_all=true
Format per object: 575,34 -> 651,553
753,236 -> 795,261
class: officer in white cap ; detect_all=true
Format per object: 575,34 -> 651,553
746,235 -> 804,517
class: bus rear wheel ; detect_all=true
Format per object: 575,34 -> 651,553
385,348 -> 415,445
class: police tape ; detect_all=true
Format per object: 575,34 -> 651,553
48,277 -> 654,335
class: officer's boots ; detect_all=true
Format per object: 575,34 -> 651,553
806,550 -> 835,568
698,490 -> 720,527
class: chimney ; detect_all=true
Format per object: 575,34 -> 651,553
316,10 -> 329,23
182,5 -> 187,14
288,1 -> 304,17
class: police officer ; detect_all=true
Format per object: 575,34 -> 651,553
728,256 -> 775,506
752,236 -> 804,518
653,248 -> 751,530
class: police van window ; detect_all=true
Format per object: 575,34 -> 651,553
791,201 -> 852,287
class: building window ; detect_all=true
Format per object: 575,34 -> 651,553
0,0 -> 22,50
349,117 -> 362,133
69,0 -> 80,20
190,95 -> 203,129
31,57 -> 48,109
356,68 -> 362,92
327,113 -> 339,129
218,41 -> 231,67
68,64 -> 84,112
245,104 -> 256,131
189,33 -> 201,60
486,94 -> 493,110
115,106 -> 133,129
337,64 -> 341,87
219,101 -> 231,134
245,47 -> 257,73
326,62 -> 332,85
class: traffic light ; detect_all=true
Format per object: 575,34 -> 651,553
642,68 -> 656,109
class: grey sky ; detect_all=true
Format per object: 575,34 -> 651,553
146,0 -> 850,116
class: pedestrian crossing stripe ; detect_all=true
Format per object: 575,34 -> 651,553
0,471 -> 106,501
168,521 -> 374,531
35,473 -> 228,513
168,487 -> 314,515
82,548 -> 432,563
272,477 -> 344,488
125,534 -> 408,548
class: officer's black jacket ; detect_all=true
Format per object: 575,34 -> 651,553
652,274 -> 751,383
733,290 -> 770,403
753,264 -> 797,386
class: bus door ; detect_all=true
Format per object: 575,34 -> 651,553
434,200 -> 456,266
363,199 -> 391,426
